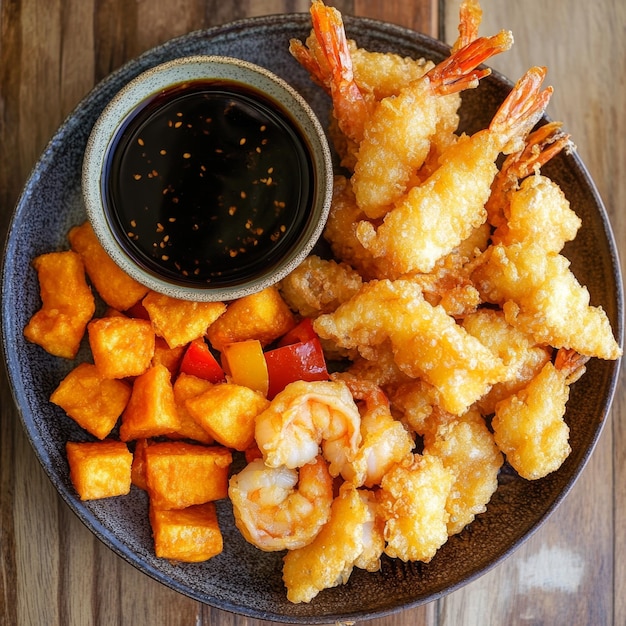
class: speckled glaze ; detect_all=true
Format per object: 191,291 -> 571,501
83,55 -> 333,301
1,14 -> 623,625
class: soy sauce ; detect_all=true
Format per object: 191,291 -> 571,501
104,80 -> 314,287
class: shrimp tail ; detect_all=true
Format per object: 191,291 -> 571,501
429,30 -> 514,96
292,0 -> 369,143
490,66 -> 553,153
502,120 -> 572,183
554,348 -> 590,384
289,38 -> 330,93
453,0 -> 483,52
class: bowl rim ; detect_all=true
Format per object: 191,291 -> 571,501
82,53 -> 334,302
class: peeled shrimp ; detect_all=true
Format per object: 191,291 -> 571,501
334,375 -> 414,488
491,349 -> 588,480
282,483 -> 384,603
255,379 -> 361,478
352,30 -> 513,219
356,66 -> 553,276
228,456 -> 333,551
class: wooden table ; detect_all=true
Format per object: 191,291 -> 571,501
1,1 -> 623,624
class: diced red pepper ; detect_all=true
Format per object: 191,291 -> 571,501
277,317 -> 318,347
179,338 -> 225,383
265,336 -> 328,399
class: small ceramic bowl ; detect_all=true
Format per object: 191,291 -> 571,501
82,55 -> 333,302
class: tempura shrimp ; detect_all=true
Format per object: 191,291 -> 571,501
278,254 -> 363,318
378,453 -> 453,562
352,30 -> 513,219
491,348 -> 588,480
255,379 -> 361,478
283,483 -> 384,603
355,66 -> 553,276
313,279 -> 507,416
485,120 -> 580,251
228,456 -> 333,551
486,120 -> 572,230
423,407 -> 503,535
471,241 -> 622,360
452,0 -> 483,52
333,374 -> 414,488
322,175 -> 387,280
289,1 -> 372,147
461,308 -> 552,414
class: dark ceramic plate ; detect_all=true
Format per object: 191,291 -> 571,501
2,13 -> 623,625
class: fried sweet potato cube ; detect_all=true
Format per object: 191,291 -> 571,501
88,316 -> 155,379
185,383 -> 270,451
66,440 -> 133,500
131,438 -> 150,490
169,373 -> 215,444
68,221 -> 149,310
142,291 -> 226,349
144,441 -> 232,509
152,337 -> 185,375
119,363 -> 181,441
150,501 -> 223,562
24,250 -> 95,358
50,362 -> 131,439
205,286 -> 296,352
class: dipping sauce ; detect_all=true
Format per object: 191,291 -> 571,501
104,80 -> 314,287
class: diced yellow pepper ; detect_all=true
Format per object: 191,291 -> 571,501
221,339 -> 269,396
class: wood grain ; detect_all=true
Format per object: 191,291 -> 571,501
1,1 -> 623,625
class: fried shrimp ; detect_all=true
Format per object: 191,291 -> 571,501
486,120 -> 572,230
485,120 -> 580,250
379,454 -> 453,562
491,349 -> 588,480
314,279 -> 506,415
333,375 -> 414,487
228,456 -> 333,551
322,175 -> 386,280
356,66 -> 553,276
352,30 -> 513,219
289,1 -> 372,147
462,308 -> 552,414
423,408 -> 503,535
255,380 -> 361,477
472,241 -> 622,360
282,483 -> 384,603
278,255 -> 363,318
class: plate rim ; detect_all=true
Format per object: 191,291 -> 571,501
1,12 -> 623,624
